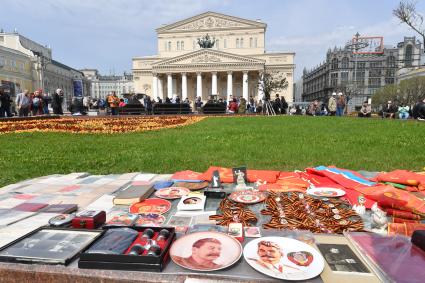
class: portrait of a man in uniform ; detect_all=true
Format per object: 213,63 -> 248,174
173,238 -> 223,270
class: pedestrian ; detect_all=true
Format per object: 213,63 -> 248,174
42,92 -> 51,114
328,92 -> 337,116
107,92 -> 120,115
15,90 -> 31,117
0,88 -> 13,118
336,92 -> 346,116
52,89 -> 64,115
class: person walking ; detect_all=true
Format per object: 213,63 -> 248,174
0,88 -> 12,118
51,89 -> 64,115
328,92 -> 337,116
336,92 -> 346,116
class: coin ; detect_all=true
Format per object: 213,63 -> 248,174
333,214 -> 342,220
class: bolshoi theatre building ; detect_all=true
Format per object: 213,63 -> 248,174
132,12 -> 295,103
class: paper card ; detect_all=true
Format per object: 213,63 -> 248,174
244,227 -> 262,238
232,166 -> 247,184
177,195 -> 206,211
85,194 -> 115,211
228,223 -> 243,238
133,173 -> 156,182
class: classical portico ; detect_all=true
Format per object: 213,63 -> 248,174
132,11 -> 295,103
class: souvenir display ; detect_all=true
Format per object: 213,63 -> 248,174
72,210 -> 106,229
0,227 -> 102,265
188,224 -> 228,234
48,214 -> 75,227
210,198 -> 258,227
155,187 -> 190,199
317,243 -> 369,273
104,212 -> 138,227
243,237 -> 324,280
177,195 -> 206,211
79,226 -> 176,272
173,182 -> 209,190
244,227 -> 262,238
170,231 -> 242,271
261,192 -> 363,233
306,187 -> 346,198
229,190 -> 267,204
134,213 -> 165,227
129,198 -> 171,215
370,203 -> 388,233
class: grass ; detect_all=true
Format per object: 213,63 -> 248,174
0,116 -> 424,187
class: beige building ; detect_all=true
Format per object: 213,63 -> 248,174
0,45 -> 33,93
132,12 -> 295,103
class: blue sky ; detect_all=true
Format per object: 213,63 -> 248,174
2,0 -> 425,80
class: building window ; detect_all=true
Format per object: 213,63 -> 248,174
341,57 -> 349,69
177,41 -> 180,50
405,45 -> 413,67
368,78 -> 381,88
370,61 -> 382,68
331,58 -> 338,70
168,41 -> 171,51
357,62 -> 366,69
240,38 -> 243,48
254,38 -> 257,48
341,72 -> 348,83
236,38 -> 239,48
386,69 -> 395,77
387,56 -> 396,67
181,41 -> 184,50
369,69 -> 381,77
330,72 -> 338,86
224,38 -> 227,48
250,37 -> 253,48
216,39 -> 219,49
385,78 -> 395,85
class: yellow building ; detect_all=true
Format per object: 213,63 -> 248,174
133,12 -> 295,102
0,45 -> 33,94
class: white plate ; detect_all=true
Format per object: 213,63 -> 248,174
306,187 -> 346,198
244,237 -> 324,280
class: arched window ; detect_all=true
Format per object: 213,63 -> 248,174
236,38 -> 239,48
177,41 -> 180,50
341,57 -> 349,69
405,45 -> 413,67
181,41 -> 184,50
331,58 -> 338,70
168,41 -> 172,51
240,38 -> 244,48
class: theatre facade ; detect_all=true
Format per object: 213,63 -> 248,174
132,12 -> 295,102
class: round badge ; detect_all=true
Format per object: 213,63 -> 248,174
170,231 -> 242,271
332,208 -> 340,214
244,237 -> 324,281
129,198 -> 171,215
155,187 -> 190,199
229,190 -> 267,204
134,213 -> 166,226
333,214 -> 342,220
173,181 -> 209,190
339,220 -> 348,225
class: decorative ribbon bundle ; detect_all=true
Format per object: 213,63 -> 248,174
261,192 -> 364,234
209,198 -> 258,226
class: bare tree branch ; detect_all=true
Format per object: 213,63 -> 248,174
393,1 -> 425,50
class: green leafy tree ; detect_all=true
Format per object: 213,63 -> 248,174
259,72 -> 288,101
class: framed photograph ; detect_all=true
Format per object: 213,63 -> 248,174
317,243 -> 369,273
244,227 -> 261,238
243,236 -> 324,281
177,195 -> 206,211
0,227 -> 102,265
170,231 -> 242,271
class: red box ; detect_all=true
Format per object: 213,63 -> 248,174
72,210 -> 106,229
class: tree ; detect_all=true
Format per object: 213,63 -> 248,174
393,1 -> 425,52
259,71 -> 288,101
372,76 -> 425,108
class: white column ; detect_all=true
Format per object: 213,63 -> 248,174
227,71 -> 233,102
196,72 -> 202,99
182,73 -> 187,100
167,73 -> 172,99
243,71 -> 249,100
158,76 -> 164,100
211,72 -> 218,95
152,73 -> 158,98
257,71 -> 264,101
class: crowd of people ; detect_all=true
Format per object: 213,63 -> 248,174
0,88 -> 65,118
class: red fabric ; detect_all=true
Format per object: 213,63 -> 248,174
246,170 -> 280,183
392,217 -> 420,224
354,185 -> 425,216
258,183 -> 306,193
171,170 -> 203,181
200,166 -> 234,183
384,208 -> 422,220
306,166 -> 375,190
375,170 -> 425,187
388,223 -> 425,237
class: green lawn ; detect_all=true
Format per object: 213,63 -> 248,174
1,116 -> 424,187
